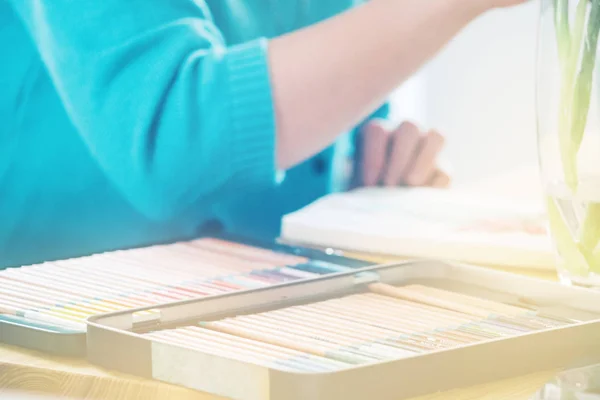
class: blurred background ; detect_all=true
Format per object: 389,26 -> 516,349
389,2 -> 539,185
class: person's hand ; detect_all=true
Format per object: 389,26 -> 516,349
461,0 -> 528,15
355,120 -> 450,188
490,0 -> 529,7
477,0 -> 529,10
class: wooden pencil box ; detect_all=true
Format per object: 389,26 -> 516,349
87,260 -> 600,400
0,235 -> 367,357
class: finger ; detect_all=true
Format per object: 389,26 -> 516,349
430,169 -> 451,188
404,130 -> 445,186
360,121 -> 390,186
381,122 -> 421,186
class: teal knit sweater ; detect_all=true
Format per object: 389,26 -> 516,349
0,0 -> 388,268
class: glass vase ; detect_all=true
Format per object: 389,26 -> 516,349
537,0 -> 600,287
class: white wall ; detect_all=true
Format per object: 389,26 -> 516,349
390,1 -> 540,185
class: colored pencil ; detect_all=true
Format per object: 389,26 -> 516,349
0,238 -> 348,331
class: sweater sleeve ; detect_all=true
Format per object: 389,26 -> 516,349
365,102 -> 391,124
10,0 -> 276,220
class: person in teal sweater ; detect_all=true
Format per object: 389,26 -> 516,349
1,0 -> 525,268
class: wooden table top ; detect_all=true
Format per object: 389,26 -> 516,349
0,342 -> 557,400
0,165 -> 568,400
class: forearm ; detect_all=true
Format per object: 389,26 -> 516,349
270,0 -> 484,169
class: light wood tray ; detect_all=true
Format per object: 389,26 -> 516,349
87,260 -> 600,400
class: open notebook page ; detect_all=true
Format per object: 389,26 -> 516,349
281,187 -> 555,269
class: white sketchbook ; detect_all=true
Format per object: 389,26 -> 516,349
281,187 -> 555,270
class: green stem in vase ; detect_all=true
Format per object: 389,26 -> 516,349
547,197 -> 590,275
554,0 -> 581,190
572,1 -> 600,264
551,0 -> 600,275
570,0 -> 600,161
554,0 -> 571,64
579,204 -> 600,272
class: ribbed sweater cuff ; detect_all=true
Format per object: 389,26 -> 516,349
226,38 -> 277,190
